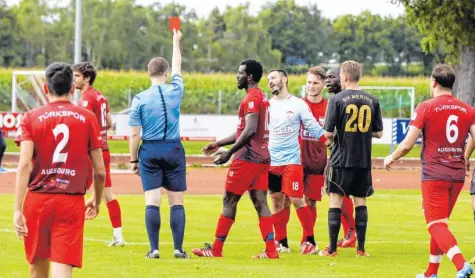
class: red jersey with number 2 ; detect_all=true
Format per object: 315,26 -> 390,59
18,100 -> 102,195
234,87 -> 270,164
80,87 -> 110,150
410,95 -> 475,182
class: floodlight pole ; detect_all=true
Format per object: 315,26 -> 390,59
73,0 -> 82,104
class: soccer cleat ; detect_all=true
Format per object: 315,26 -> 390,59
337,239 -> 344,247
174,250 -> 191,259
319,247 -> 338,257
415,274 -> 438,278
145,250 -> 160,259
108,237 -> 125,247
341,229 -> 357,248
456,262 -> 473,278
300,242 -> 319,255
192,243 -> 223,258
252,250 -> 279,259
276,241 -> 291,253
356,250 -> 370,257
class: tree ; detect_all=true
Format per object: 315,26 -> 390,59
394,0 -> 475,104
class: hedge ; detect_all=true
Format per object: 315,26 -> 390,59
0,68 -> 431,117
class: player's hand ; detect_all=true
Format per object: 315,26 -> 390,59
213,149 -> 232,165
383,154 -> 395,171
85,198 -> 100,220
130,162 -> 140,176
173,29 -> 182,43
202,142 -> 219,156
13,210 -> 28,238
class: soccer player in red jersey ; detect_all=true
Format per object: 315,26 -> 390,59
13,62 -> 105,278
73,62 -> 125,247
325,67 -> 357,248
192,59 -> 278,259
385,64 -> 474,278
300,66 -> 328,243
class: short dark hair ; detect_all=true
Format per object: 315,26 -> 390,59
268,69 -> 288,77
72,62 -> 97,85
147,57 -> 169,77
432,64 -> 456,89
240,59 -> 263,83
45,62 -> 73,96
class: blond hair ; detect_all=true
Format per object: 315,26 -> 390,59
341,60 -> 362,82
307,66 -> 326,81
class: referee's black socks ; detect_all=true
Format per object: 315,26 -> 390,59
355,205 -> 368,253
328,208 -> 341,254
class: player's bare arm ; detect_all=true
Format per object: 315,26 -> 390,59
129,126 -> 142,175
372,131 -> 383,138
214,113 -> 258,165
85,148 -> 106,220
202,132 -> 237,156
13,140 -> 34,238
466,127 -> 475,174
384,126 -> 421,170
106,112 -> 113,129
171,29 -> 182,76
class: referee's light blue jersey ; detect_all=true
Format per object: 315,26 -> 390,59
128,74 -> 184,140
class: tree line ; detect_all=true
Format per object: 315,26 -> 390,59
0,0 -> 450,76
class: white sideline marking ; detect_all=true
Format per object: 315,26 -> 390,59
2,228 -> 473,245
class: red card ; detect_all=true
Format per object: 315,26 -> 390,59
169,17 -> 180,31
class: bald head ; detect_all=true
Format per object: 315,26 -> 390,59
325,66 -> 341,94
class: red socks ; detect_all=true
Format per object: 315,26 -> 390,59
341,197 -> 355,234
302,206 -> 317,243
296,206 -> 314,237
273,207 -> 290,241
259,216 -> 277,253
213,215 -> 235,253
425,236 -> 443,276
106,199 -> 122,228
429,222 -> 465,271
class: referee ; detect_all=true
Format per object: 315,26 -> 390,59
128,29 -> 189,259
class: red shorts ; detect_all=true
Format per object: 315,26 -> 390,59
269,164 -> 304,198
23,191 -> 85,267
87,149 -> 112,190
421,180 -> 464,224
225,159 -> 269,196
304,174 -> 325,201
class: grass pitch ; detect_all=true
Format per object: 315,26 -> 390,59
5,138 -> 422,158
1,190 -> 475,277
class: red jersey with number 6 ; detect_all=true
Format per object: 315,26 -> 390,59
80,87 -> 110,150
410,95 -> 475,182
17,100 -> 102,195
234,87 -> 270,164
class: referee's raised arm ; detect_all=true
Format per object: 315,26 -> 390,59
127,29 -> 190,259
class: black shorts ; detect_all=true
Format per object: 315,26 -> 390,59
326,167 -> 374,198
268,172 -> 282,194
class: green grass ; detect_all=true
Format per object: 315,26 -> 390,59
1,190 -> 474,277
4,138 -> 421,158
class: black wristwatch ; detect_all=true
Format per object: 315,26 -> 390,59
130,160 -> 138,163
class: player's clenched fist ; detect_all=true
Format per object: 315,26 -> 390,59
85,198 -> 100,220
